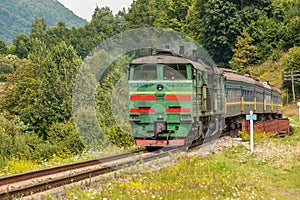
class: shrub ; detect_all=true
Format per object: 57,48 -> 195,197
46,121 -> 85,155
104,124 -> 134,148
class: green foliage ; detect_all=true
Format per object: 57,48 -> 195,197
125,0 -> 159,28
186,0 -> 242,67
96,55 -> 134,148
0,113 -> 43,165
104,125 -> 134,148
0,113 -> 85,169
282,46 -> 300,71
1,39 -> 81,138
46,121 -> 85,154
0,54 -> 20,81
238,130 -> 278,141
46,21 -> 72,47
229,29 -> 258,73
248,58 -> 284,89
0,40 -> 7,55
29,17 -> 47,40
153,0 -> 192,31
3,159 -> 40,175
282,46 -> 300,100
247,14 -> 282,61
126,0 -> 192,32
13,33 -> 30,59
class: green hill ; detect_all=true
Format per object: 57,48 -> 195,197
0,0 -> 87,44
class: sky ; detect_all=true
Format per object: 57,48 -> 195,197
57,0 -> 133,21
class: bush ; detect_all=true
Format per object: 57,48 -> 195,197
46,121 -> 85,155
238,128 -> 278,141
105,124 -> 134,148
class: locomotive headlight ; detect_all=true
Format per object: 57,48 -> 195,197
157,84 -> 164,91
181,114 -> 191,121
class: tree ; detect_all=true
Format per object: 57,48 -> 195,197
29,17 -> 47,40
1,39 -> 81,138
125,0 -> 160,28
185,0 -> 280,67
90,7 -> 116,37
282,46 -> 300,101
0,54 -> 20,81
0,40 -> 7,55
281,16 -> 300,50
153,0 -> 192,31
283,46 -> 300,72
229,29 -> 258,73
45,21 -> 71,47
13,33 -> 30,59
247,14 -> 281,61
37,41 -> 81,137
96,55 -> 134,147
70,7 -> 120,59
187,0 -> 242,67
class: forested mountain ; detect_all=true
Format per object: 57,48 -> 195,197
0,0 -> 87,44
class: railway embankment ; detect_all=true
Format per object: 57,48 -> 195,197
62,132 -> 300,200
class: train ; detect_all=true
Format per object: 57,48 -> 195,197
128,49 -> 282,147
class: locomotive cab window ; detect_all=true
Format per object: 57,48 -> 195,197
131,64 -> 157,80
163,65 -> 188,80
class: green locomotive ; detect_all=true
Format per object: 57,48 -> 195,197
128,50 -> 282,147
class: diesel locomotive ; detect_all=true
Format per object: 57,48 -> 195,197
128,49 -> 282,147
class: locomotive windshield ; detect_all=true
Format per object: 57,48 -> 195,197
163,65 -> 187,80
130,64 -> 188,80
133,64 -> 157,80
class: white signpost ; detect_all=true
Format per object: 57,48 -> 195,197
246,111 -> 257,152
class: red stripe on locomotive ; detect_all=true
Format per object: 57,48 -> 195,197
130,108 -> 154,113
130,95 -> 156,101
166,108 -> 190,113
164,95 -> 190,101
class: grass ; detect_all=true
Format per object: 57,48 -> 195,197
282,104 -> 300,126
61,132 -> 300,200
0,145 -> 139,176
4,104 -> 299,199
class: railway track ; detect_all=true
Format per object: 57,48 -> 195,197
0,126 -> 281,199
0,148 -> 183,199
0,149 -> 148,199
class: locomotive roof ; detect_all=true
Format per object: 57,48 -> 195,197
130,54 -> 220,73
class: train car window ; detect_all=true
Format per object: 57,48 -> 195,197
132,64 -> 157,80
227,89 -> 240,102
266,94 -> 271,104
256,91 -> 263,102
163,65 -> 187,80
244,90 -> 255,101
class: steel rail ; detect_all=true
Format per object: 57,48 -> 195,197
0,148 -> 182,199
0,149 -> 145,186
